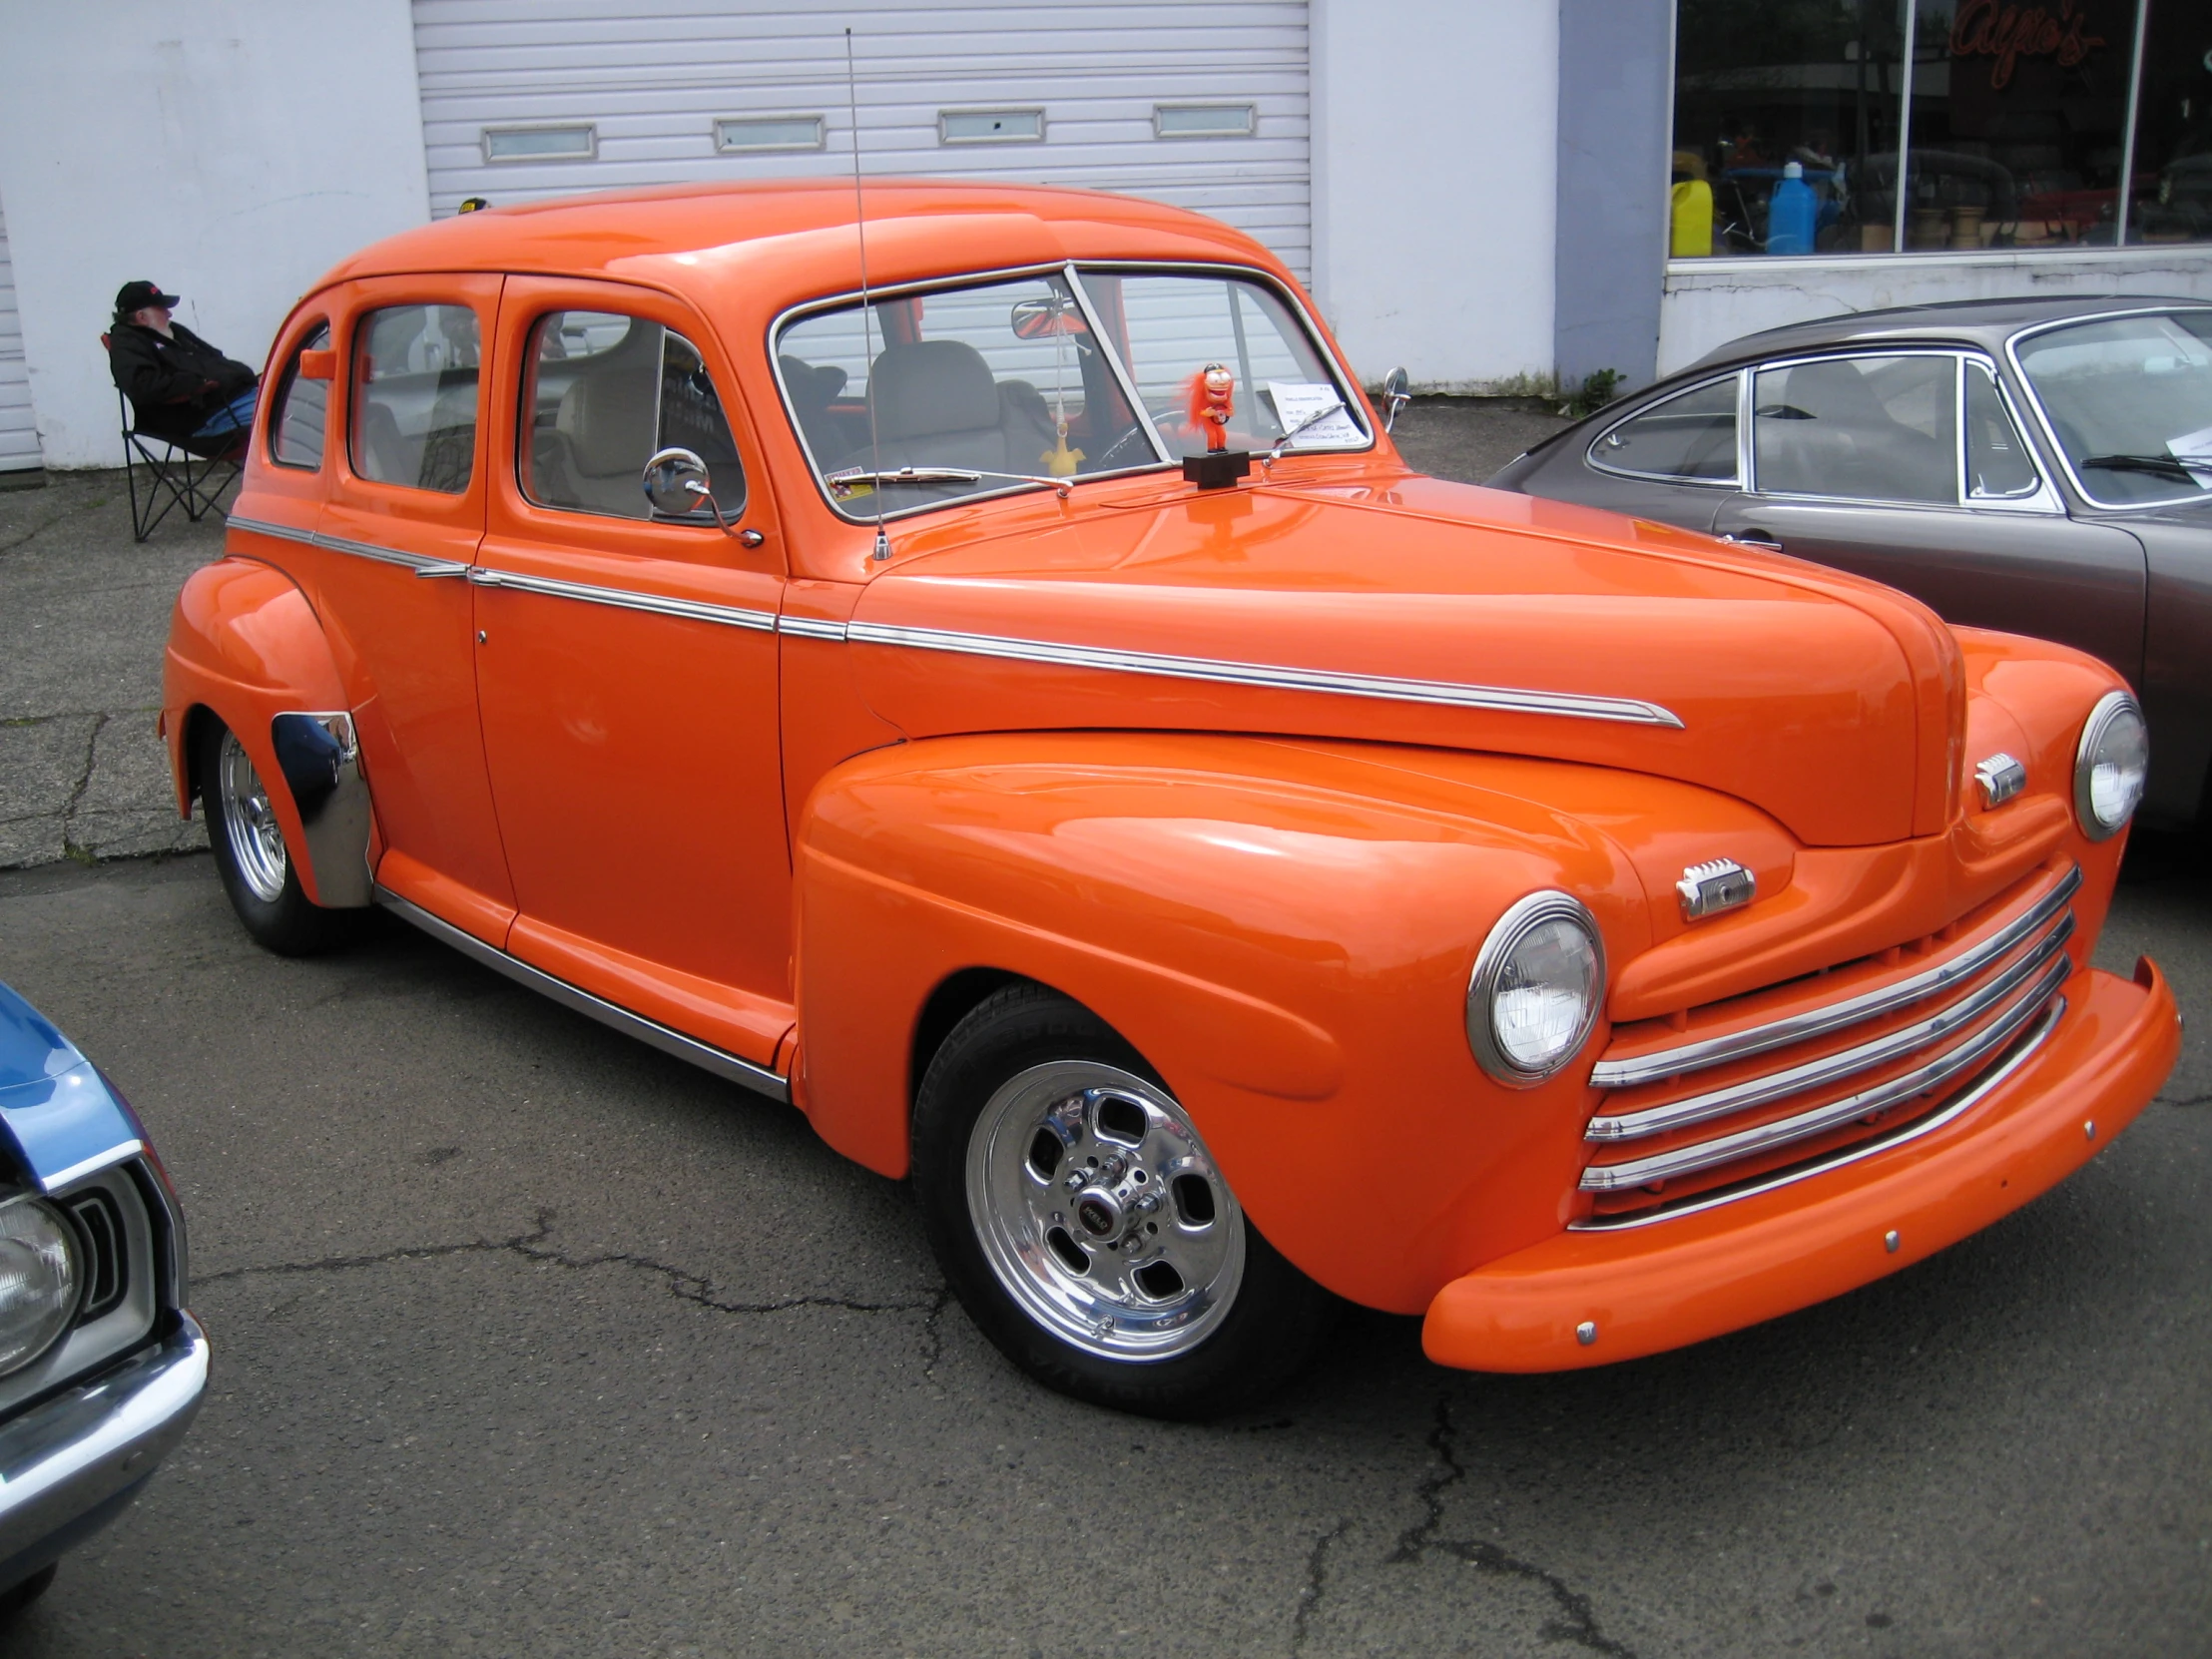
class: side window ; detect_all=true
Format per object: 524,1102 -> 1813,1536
520,310 -> 744,521
270,322 -> 330,469
350,304 -> 481,493
1964,363 -> 2041,501
1753,354 -> 1957,505
1589,377 -> 1740,483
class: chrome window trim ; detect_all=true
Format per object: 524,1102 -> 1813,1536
1584,909 -> 2072,1143
1959,356 -> 2062,514
2003,304 -> 2212,512
1745,346 -> 1968,508
1578,949 -> 2069,1192
768,259 -> 1372,526
1590,862 -> 2079,1087
1583,369 -> 1746,487
466,566 -> 777,632
1569,996 -> 2063,1230
374,887 -> 791,1103
841,618 -> 1685,728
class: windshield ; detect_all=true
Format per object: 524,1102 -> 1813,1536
2014,310 -> 2212,507
775,267 -> 1367,519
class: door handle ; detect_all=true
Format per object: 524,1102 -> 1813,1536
412,560 -> 471,579
1719,531 -> 1785,553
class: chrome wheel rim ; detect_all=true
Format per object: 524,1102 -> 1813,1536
965,1061 -> 1245,1363
216,729 -> 286,903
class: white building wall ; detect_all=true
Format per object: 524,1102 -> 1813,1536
0,0 -> 430,469
1310,0 -> 1558,391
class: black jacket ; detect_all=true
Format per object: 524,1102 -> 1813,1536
107,321 -> 258,444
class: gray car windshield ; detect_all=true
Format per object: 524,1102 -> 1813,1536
775,268 -> 1367,520
2015,310 -> 2212,507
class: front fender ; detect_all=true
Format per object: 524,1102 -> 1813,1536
794,730 -> 1653,1314
161,558 -> 372,907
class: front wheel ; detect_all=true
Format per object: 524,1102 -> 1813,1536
913,983 -> 1336,1417
198,716 -> 357,956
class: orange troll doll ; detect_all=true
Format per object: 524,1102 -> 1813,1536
1184,362 -> 1235,452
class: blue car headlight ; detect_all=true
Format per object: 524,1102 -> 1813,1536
0,1196 -> 80,1376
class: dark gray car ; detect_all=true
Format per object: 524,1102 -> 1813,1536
1490,297 -> 2212,828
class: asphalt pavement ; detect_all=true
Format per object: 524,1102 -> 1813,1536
0,412 -> 2207,1657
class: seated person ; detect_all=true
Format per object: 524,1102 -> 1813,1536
106,281 -> 259,454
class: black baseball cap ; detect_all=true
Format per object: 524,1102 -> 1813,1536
115,280 -> 181,314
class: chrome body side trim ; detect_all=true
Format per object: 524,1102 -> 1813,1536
1578,952 -> 2070,1192
36,1141 -> 146,1198
777,614 -> 851,642
372,888 -> 792,1104
228,514 -> 459,574
1590,863 -> 2080,1088
1569,998 -> 2065,1230
466,567 -> 778,632
842,619 -> 1685,728
0,1313 -> 209,1569
1585,914 -> 2073,1143
226,513 -> 317,549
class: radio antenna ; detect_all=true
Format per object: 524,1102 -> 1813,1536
845,27 -> 891,563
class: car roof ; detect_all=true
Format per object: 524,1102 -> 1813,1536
1685,292 -> 2212,372
312,178 -> 1289,322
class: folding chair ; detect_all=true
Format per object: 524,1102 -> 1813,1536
102,333 -> 245,542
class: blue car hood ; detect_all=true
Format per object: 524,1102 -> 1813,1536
0,982 -> 147,1193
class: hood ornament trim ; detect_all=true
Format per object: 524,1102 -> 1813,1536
1974,752 -> 2026,809
1678,858 -> 1756,920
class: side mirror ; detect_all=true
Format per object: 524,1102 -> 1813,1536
643,446 -> 734,532
1382,367 -> 1410,434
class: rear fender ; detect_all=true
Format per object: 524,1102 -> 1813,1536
794,731 -> 1651,1313
161,558 -> 372,907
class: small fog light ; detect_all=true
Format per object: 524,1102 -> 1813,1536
0,1197 -> 78,1376
2073,691 -> 2148,841
1467,892 -> 1605,1087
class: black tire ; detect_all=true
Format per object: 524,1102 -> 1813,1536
0,1563 -> 57,1619
912,982 -> 1338,1417
196,714 -> 358,957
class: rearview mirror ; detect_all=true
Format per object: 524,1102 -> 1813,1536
1010,295 -> 1089,340
1382,366 -> 1410,434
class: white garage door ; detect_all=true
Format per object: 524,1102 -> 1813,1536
0,197 -> 39,474
410,0 -> 1312,277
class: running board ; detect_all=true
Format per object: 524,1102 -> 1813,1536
373,886 -> 792,1104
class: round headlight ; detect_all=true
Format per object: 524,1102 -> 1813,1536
2074,690 -> 2148,841
0,1197 -> 77,1377
1466,892 -> 1606,1087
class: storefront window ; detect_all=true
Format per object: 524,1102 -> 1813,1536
1673,0 -> 2164,258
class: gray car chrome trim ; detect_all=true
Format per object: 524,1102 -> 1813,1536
842,620 -> 1685,727
1591,862 -> 2079,1088
466,567 -> 778,632
1579,951 -> 2070,1191
2003,304 -> 2212,512
0,1312 -> 209,1567
1585,912 -> 2072,1142
36,1141 -> 147,1199
1569,997 -> 2064,1230
372,887 -> 791,1103
1584,369 -> 1747,488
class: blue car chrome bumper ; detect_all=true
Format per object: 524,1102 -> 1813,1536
0,1313 -> 208,1584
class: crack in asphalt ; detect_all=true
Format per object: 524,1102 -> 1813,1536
1386,1396 -> 1638,1658
1291,1516 -> 1350,1650
0,488 -> 113,558
203,1206 -> 947,1323
59,712 -> 108,864
2158,1090 -> 2212,1109
918,1285 -> 955,1379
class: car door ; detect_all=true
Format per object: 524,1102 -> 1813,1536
470,277 -> 792,1068
310,276 -> 517,941
1712,349 -> 2147,685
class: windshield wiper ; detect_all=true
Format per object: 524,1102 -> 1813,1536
828,465 -> 1071,500
2080,452 -> 2212,481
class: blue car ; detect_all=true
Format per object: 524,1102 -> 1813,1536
0,982 -> 207,1613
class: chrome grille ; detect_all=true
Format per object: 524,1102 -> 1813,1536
1576,863 -> 2078,1225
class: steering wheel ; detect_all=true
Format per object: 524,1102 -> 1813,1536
1090,419 -> 1159,472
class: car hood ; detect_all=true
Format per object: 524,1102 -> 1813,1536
847,474 -> 1962,846
0,982 -> 148,1193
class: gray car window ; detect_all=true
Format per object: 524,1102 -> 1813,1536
1588,377 -> 1739,483
1964,364 -> 2039,500
1753,354 -> 1956,506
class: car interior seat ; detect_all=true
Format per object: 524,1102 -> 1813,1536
1761,359 -> 1954,504
538,320 -> 662,516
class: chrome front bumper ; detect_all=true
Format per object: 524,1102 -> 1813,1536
0,1312 -> 209,1569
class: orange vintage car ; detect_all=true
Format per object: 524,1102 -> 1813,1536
161,181 -> 2177,1415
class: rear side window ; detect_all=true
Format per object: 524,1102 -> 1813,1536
1753,353 -> 1957,505
1589,377 -> 1739,483
269,322 -> 330,469
350,304 -> 481,493
520,310 -> 744,521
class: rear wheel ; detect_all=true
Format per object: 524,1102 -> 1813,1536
198,716 -> 357,956
913,983 -> 1336,1417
